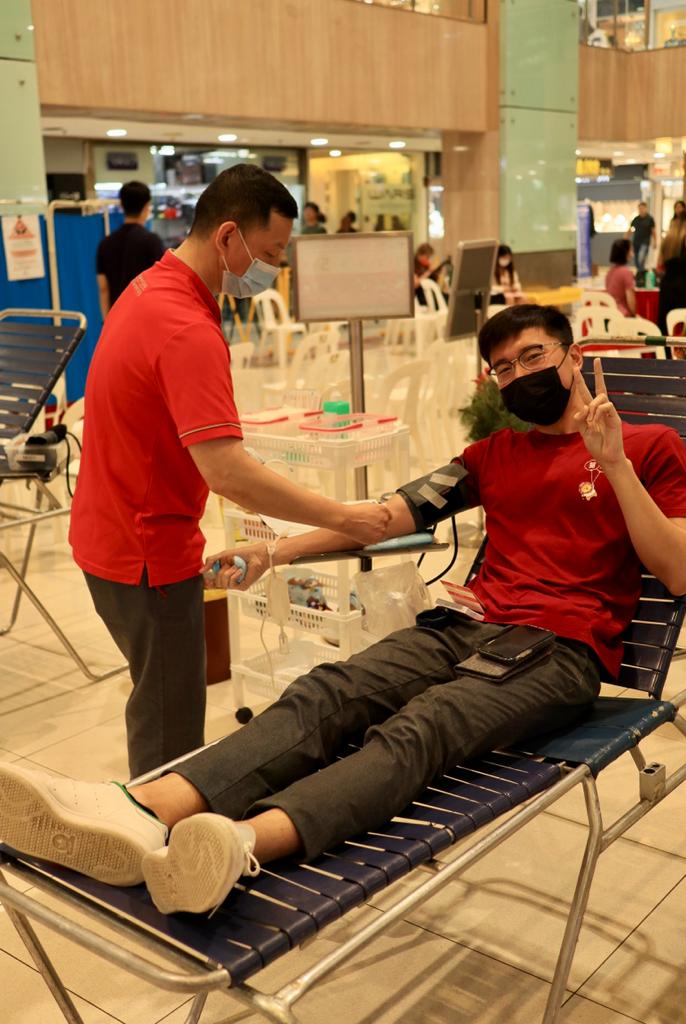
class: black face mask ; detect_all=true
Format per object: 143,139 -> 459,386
500,365 -> 571,426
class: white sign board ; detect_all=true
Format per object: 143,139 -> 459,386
292,232 -> 414,322
1,214 -> 46,282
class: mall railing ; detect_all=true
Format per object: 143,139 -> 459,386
347,0 -> 486,23
580,0 -> 686,52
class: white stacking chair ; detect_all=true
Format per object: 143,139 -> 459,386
577,308 -> 626,338
252,289 -> 307,368
371,359 -> 431,473
228,341 -> 255,369
419,278 -> 448,313
579,290 -> 619,310
262,328 -> 339,404
618,316 -> 661,337
667,308 -> 686,336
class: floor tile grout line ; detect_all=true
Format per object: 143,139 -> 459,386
0,943 -> 129,1024
568,866 -> 686,1008
543,806 -> 686,867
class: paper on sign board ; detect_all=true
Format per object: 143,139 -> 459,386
293,234 -> 413,322
1,214 -> 45,282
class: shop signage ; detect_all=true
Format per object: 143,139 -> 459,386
576,157 -> 613,179
1,214 -> 46,282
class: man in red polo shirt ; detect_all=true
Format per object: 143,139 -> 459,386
69,165 -> 389,778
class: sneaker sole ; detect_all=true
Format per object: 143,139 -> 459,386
142,814 -> 244,915
0,764 -> 148,886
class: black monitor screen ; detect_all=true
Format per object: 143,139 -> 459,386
446,240 -> 497,341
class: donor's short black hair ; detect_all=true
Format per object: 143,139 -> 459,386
478,304 -> 574,364
119,181 -> 151,217
191,164 -> 298,236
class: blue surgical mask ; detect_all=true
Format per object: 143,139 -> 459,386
221,229 -> 279,298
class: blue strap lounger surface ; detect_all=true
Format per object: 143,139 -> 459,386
0,307 -> 124,685
1,356 -> 686,1024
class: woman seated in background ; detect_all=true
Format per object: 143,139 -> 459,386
336,211 -> 357,233
658,216 -> 686,335
605,239 -> 636,317
491,244 -> 523,305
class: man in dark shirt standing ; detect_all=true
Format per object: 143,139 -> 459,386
626,201 -> 656,287
96,181 -> 164,316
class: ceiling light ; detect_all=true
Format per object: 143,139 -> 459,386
218,133 -> 237,142
452,145 -> 468,153
329,149 -> 342,157
613,150 -> 624,156
182,113 -> 203,120
106,128 -> 127,138
159,145 -> 175,156
575,148 -> 581,155
389,140 -> 406,149
653,152 -> 665,159
310,138 -> 328,146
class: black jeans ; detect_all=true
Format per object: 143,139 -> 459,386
84,569 -> 206,779
177,612 -> 600,860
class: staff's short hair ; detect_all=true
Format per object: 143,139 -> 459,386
191,164 -> 298,236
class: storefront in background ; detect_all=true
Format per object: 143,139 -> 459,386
579,0 -> 686,50
92,143 -> 305,249
306,149 -> 431,246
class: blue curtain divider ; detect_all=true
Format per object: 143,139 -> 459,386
53,211 -> 107,401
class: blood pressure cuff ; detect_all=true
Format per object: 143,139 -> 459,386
396,461 -> 472,531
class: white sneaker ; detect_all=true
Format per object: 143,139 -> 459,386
0,762 -> 168,886
142,814 -> 259,915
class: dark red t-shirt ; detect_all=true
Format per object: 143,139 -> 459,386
459,423 -> 686,678
70,251 -> 243,586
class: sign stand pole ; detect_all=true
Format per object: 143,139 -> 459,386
348,318 -> 367,501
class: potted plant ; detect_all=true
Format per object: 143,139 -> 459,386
458,372 -> 528,442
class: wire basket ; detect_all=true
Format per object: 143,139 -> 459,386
242,425 -> 408,471
238,566 -> 362,639
232,640 -> 345,699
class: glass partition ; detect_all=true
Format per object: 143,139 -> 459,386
347,0 -> 486,22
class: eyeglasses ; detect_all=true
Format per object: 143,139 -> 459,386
488,342 -> 566,385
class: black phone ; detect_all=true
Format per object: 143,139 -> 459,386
477,625 -> 555,665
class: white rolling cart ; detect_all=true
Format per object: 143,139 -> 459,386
224,421 -> 411,720
227,233 -> 415,721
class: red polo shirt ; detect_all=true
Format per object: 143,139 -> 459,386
69,251 -> 243,586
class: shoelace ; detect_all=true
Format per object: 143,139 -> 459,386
208,843 -> 260,918
243,844 -> 260,878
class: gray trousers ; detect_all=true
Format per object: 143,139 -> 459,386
84,570 -> 206,778
177,610 -> 601,860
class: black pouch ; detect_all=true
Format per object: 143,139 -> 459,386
456,644 -> 553,683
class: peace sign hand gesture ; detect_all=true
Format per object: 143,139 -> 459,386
572,358 -> 625,470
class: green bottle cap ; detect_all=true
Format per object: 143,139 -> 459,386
322,400 -> 350,414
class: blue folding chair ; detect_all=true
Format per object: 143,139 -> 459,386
1,356 -> 685,1024
0,307 -> 124,684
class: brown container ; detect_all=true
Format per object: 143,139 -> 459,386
203,589 -> 231,685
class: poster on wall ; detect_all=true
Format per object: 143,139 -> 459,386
1,214 -> 46,281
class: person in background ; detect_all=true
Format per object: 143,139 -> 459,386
491,244 -> 524,305
626,201 -> 656,287
96,181 -> 164,317
658,215 -> 686,335
414,242 -> 436,305
672,200 -> 686,223
301,201 -> 327,235
336,211 -> 357,233
605,238 -> 636,317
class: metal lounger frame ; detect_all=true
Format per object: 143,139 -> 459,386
0,307 -> 124,683
2,356 -> 686,1023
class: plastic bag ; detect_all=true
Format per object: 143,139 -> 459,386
354,562 -> 432,639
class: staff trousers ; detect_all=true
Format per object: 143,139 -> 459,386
84,569 -> 206,779
177,610 -> 601,860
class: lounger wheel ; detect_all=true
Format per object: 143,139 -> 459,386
235,706 -> 253,724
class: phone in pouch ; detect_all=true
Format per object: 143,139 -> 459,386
477,624 -> 555,665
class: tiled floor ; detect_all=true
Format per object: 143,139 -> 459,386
2,478 -> 686,1023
